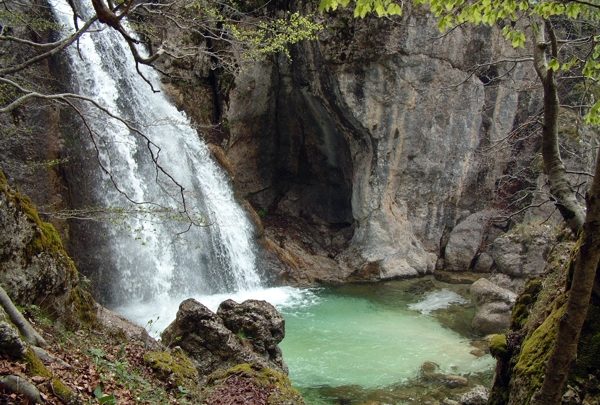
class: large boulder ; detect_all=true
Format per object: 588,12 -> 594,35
470,279 -> 516,335
490,223 -> 553,278
217,299 -> 285,367
470,278 -> 517,306
0,172 -> 95,326
444,211 -> 497,272
472,302 -> 512,335
161,299 -> 287,379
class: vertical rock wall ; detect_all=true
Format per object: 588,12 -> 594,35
224,8 -> 539,281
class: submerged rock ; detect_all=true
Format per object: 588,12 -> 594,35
161,298 -> 287,380
420,361 -> 469,388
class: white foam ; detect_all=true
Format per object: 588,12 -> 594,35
408,289 -> 468,315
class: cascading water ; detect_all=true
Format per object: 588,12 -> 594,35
49,0 -> 261,306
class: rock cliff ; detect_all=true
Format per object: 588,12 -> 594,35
202,7 -> 541,282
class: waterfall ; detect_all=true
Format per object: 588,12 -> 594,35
49,0 -> 261,305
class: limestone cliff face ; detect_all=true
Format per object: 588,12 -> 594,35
222,9 -> 537,282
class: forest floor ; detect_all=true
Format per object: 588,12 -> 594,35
0,305 -> 199,404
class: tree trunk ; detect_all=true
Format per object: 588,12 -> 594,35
533,21 -> 585,234
532,145 -> 600,404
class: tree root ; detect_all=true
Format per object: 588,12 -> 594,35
0,286 -> 47,347
0,375 -> 44,403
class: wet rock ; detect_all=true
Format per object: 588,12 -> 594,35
470,278 -> 517,306
217,299 -> 285,367
459,385 -> 489,405
420,361 -> 469,388
445,211 -> 496,272
472,302 -> 512,335
161,298 -> 287,380
434,271 -> 483,285
470,278 -> 515,335
441,374 -> 469,388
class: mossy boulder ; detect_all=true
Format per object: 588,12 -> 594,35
162,298 -> 287,379
203,363 -> 304,405
0,170 -> 96,327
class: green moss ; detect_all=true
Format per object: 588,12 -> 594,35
51,378 -> 77,403
24,347 -> 52,378
66,287 -> 97,327
489,334 -> 508,358
143,349 -> 198,390
514,303 -> 565,394
511,279 -> 543,329
0,170 -> 65,258
24,348 -> 77,402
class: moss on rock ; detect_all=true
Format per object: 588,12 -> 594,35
511,278 -> 543,329
51,377 -> 77,404
66,287 -> 97,327
205,363 -> 304,404
25,347 -> 77,403
24,347 -> 52,378
514,302 -> 565,396
143,349 -> 198,390
489,334 -> 508,359
1,169 -> 97,328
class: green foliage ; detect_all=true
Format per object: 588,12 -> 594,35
320,0 -> 402,17
226,12 -> 322,60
